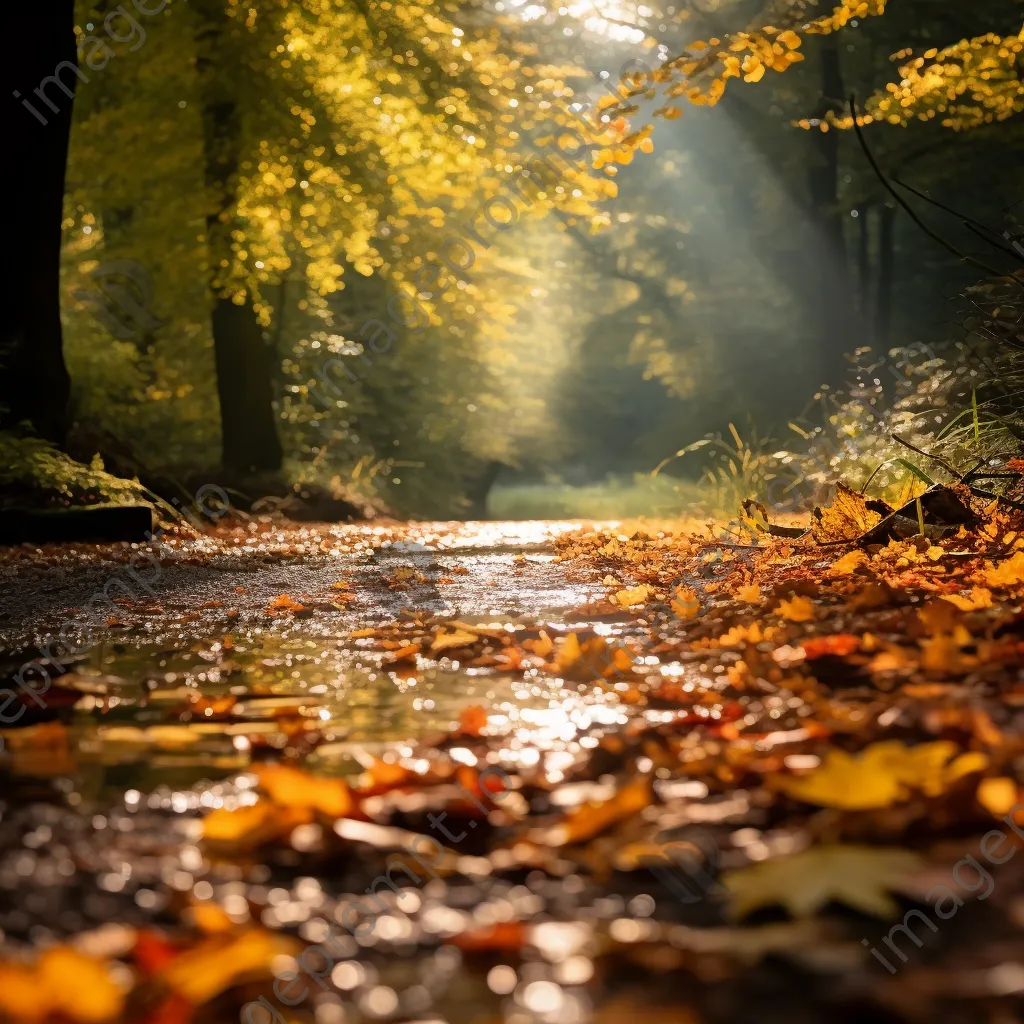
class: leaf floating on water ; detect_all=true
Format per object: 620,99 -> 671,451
430,628 -> 480,652
724,845 -> 922,919
671,585 -> 701,620
459,704 -> 489,736
255,763 -> 353,818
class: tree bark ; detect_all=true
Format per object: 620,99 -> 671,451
1,4 -> 76,443
211,298 -> 283,473
195,1 -> 283,474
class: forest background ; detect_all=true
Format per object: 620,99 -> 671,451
5,0 -> 1024,522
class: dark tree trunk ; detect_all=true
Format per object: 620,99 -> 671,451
465,461 -> 504,520
807,36 -> 855,385
211,299 -> 283,473
876,203 -> 897,348
1,4 -> 76,443
195,1 -> 283,474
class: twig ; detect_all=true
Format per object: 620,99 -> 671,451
892,176 -> 1024,263
848,96 -> 1005,278
890,433 -> 961,480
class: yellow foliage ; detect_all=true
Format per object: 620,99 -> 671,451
776,741 -> 989,809
0,947 -> 124,1023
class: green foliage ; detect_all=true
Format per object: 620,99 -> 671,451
0,432 -> 154,509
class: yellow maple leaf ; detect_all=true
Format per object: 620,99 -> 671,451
160,930 -> 300,1006
724,845 -> 921,919
942,587 -> 993,611
430,628 -> 479,652
777,595 -> 816,622
776,741 -> 988,809
736,583 -> 761,603
0,947 -> 126,1024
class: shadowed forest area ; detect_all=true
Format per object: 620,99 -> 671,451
3,2 -> 1024,1023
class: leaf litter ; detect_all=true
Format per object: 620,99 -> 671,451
2,501 -> 1024,1021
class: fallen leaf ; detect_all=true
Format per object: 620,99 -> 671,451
811,485 -> 883,544
776,741 -> 986,809
430,628 -> 480,653
459,704 -> 489,736
978,776 -> 1018,816
535,776 -> 651,845
724,845 -> 921,919
255,764 -> 353,818
614,584 -> 656,608
828,549 -> 869,576
671,585 -> 701,620
980,551 -> 1024,589
778,595 -> 816,622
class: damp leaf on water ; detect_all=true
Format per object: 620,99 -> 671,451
724,845 -> 923,919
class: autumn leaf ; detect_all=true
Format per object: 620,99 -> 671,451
430,628 -> 480,652
0,947 -> 124,1023
942,587 -> 993,611
777,595 -> 816,622
980,551 -> 1024,589
735,583 -> 761,603
827,549 -> 869,576
811,484 -> 883,543
534,776 -> 652,845
775,740 -> 988,809
614,583 -> 656,608
256,763 -> 353,818
671,585 -> 701,620
724,845 -> 922,919
459,704 -> 489,736
801,633 -> 859,659
159,929 -> 300,1006
978,776 -> 1018,816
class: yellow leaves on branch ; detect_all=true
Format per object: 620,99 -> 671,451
775,740 -> 989,810
803,28 -> 1024,132
654,3 -> 891,115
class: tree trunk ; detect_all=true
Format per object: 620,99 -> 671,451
211,299 -> 283,473
807,36 -> 854,385
464,461 -> 504,520
876,203 -> 897,348
195,1 -> 283,474
2,3 -> 76,443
